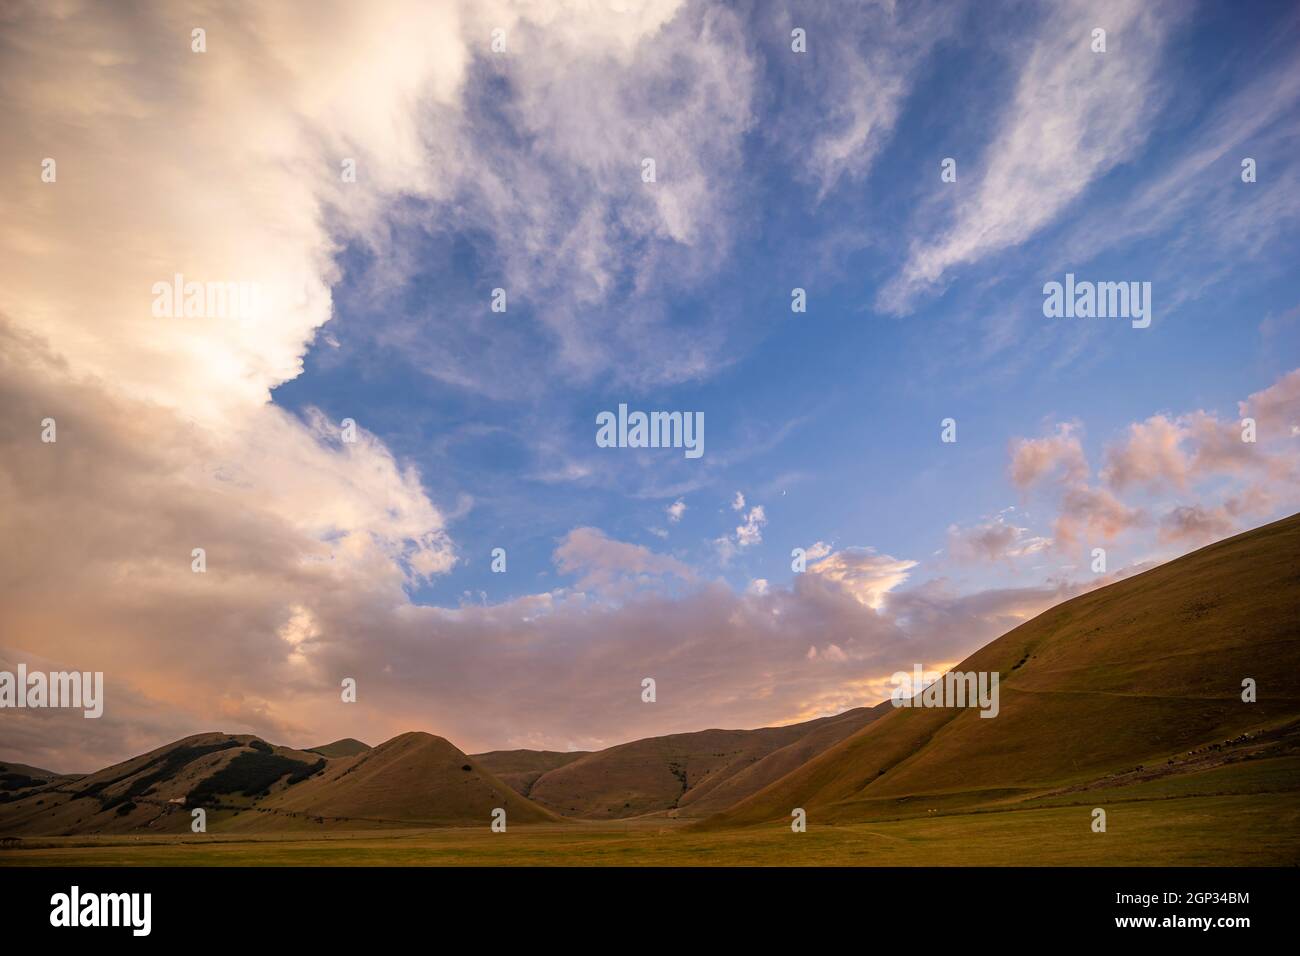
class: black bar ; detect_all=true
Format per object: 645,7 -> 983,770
0,866 -> 1283,941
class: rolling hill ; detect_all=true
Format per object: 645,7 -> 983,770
702,512 -> 1300,828
491,705 -> 888,819
0,733 -> 328,835
306,738 -> 371,758
226,732 -> 558,830
0,761 -> 78,805
0,731 -> 557,834
470,749 -> 590,797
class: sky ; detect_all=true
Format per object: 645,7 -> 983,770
1,0 -> 1298,772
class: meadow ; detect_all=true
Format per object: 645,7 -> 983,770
4,786 -> 1295,867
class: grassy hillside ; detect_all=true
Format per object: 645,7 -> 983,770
224,732 -> 559,830
5,758 -> 1296,865
0,733 -> 326,836
471,749 -> 590,797
704,512 -> 1300,828
306,738 -> 371,759
520,706 -> 885,818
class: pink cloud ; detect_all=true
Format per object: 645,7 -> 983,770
1008,423 -> 1087,490
1101,414 -> 1189,492
946,514 -> 1050,562
1054,484 -> 1145,549
553,527 -> 694,597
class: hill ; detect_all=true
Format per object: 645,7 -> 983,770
471,749 -> 590,797
703,512 -> 1300,828
508,705 -> 886,819
306,738 -> 371,758
224,732 -> 558,830
0,733 -> 327,835
0,731 -> 558,835
0,761 -> 78,804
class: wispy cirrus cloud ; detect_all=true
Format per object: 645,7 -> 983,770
758,0 -> 958,198
880,0 -> 1183,312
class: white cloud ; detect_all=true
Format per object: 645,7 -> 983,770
806,548 -> 917,610
735,505 -> 767,548
880,0 -> 1182,311
804,541 -> 833,561
553,527 -> 693,598
760,0 -> 956,197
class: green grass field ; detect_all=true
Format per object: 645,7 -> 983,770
4,787 -> 1295,866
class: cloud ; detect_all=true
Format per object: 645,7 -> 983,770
1101,384 -> 1300,495
0,319 -> 453,763
0,0 -> 770,766
1011,368 -> 1300,552
880,0 -> 1181,311
553,527 -> 693,598
1101,415 -> 1190,492
1054,484 -> 1145,548
760,0 -> 955,197
410,0 -> 759,390
1241,368 -> 1300,439
715,503 -> 767,563
735,505 -> 767,548
946,515 -> 1050,562
666,498 -> 687,523
803,541 -> 833,561
806,548 -> 917,610
1009,423 -> 1088,490
1156,485 -> 1275,546
1042,38 -> 1300,313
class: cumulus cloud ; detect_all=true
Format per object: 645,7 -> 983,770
1101,382 -> 1299,497
666,498 -> 687,523
1054,484 -> 1145,548
1157,487 -> 1277,547
1101,415 -> 1190,492
1241,367 -> 1300,431
735,505 -> 767,548
1009,423 -> 1088,490
715,503 -> 767,563
0,0 -> 756,766
806,548 -> 918,610
947,514 -> 1050,562
0,319 -> 451,761
1011,368 -> 1300,553
553,527 -> 693,598
803,541 -> 833,561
